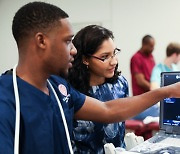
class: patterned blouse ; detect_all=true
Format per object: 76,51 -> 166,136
72,76 -> 129,154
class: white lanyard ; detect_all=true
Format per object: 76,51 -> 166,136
13,65 -> 73,154
13,64 -> 20,154
47,80 -> 73,154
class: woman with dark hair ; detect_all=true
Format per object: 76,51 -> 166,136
68,25 -> 129,153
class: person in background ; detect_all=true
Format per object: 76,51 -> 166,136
130,35 -> 158,120
1,2 -> 180,154
151,42 -> 180,90
68,25 -> 129,153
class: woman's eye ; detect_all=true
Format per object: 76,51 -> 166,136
66,40 -> 71,44
101,55 -> 109,60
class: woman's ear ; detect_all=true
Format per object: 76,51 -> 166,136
82,56 -> 89,66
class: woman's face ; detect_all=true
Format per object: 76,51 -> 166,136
84,38 -> 119,85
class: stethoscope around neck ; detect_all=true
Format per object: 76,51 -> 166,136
12,64 -> 73,154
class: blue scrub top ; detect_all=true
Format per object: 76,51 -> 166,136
0,71 -> 85,154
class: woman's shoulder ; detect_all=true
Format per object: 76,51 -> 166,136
117,75 -> 128,82
111,75 -> 129,87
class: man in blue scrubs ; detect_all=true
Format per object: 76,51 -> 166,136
0,2 -> 180,154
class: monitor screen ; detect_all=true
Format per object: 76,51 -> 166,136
161,72 -> 180,127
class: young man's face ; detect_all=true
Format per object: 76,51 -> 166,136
144,39 -> 155,55
174,53 -> 180,64
45,18 -> 77,77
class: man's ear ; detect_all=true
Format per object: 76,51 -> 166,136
35,32 -> 46,49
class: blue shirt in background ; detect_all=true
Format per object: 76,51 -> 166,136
151,63 -> 179,86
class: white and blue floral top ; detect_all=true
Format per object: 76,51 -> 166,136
72,75 -> 129,154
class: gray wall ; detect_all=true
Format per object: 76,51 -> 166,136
1,0 -> 180,95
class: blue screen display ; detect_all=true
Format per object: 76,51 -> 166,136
162,74 -> 180,126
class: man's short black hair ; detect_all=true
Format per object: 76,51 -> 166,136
12,2 -> 69,45
142,35 -> 154,45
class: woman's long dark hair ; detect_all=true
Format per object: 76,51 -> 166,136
68,25 -> 121,95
